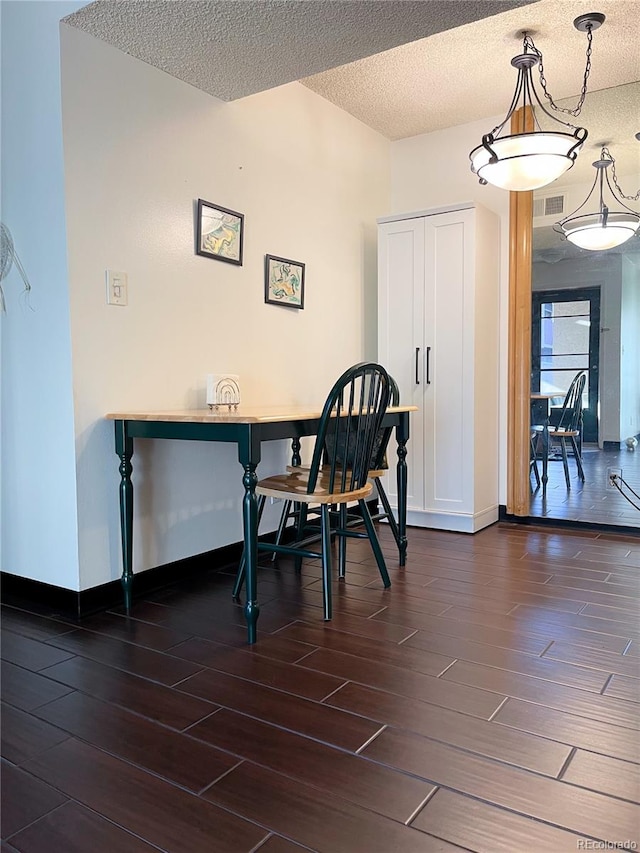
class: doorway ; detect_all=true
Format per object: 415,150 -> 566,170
531,286 -> 600,443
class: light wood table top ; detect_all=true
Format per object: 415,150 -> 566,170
105,405 -> 417,425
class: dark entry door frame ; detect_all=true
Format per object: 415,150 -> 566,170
531,286 -> 601,443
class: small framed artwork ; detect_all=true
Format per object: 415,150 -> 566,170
264,254 -> 305,309
196,198 -> 244,265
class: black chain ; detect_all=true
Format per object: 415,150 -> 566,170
534,25 -> 594,117
601,147 -> 640,201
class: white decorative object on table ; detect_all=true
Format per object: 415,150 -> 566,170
207,374 -> 241,410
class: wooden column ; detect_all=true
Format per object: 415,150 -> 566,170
506,107 -> 534,515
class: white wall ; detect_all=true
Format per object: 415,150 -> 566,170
1,1 -> 84,588
620,254 -> 640,440
390,118 -> 510,502
60,25 -> 390,590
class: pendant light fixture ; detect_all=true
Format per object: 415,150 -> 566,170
469,13 -> 605,192
554,147 -> 640,251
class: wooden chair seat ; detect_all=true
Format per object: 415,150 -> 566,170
257,470 -> 372,504
367,468 -> 387,479
532,425 -> 580,438
274,460 -> 399,567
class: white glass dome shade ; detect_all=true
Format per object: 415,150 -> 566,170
556,153 -> 640,252
563,211 -> 640,251
470,131 -> 585,192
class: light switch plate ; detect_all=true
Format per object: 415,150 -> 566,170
106,270 -> 128,306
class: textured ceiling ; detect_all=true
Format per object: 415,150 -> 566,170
62,0 -> 533,101
63,0 -> 639,182
303,0 -> 640,141
547,81 -> 640,186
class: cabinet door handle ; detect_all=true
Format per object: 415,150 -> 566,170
426,346 -> 431,385
415,347 -> 420,384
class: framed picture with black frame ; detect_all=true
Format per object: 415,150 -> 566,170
264,254 -> 305,309
196,198 -> 244,265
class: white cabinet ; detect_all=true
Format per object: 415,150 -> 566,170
378,202 -> 500,533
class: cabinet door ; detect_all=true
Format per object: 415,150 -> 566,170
378,217 -> 425,511
423,208 -> 474,515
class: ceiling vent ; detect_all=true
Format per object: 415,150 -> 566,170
533,194 -> 565,218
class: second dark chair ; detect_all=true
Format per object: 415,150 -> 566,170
268,374 -> 402,567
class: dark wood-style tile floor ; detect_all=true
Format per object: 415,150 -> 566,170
2,523 -> 640,852
530,443 -> 640,528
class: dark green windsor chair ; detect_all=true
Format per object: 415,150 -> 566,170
233,362 -> 393,620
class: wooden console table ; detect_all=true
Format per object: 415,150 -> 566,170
106,405 -> 415,643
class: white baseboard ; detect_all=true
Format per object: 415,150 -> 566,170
401,504 -> 499,533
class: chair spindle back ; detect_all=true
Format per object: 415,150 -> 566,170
307,363 -> 391,496
557,371 -> 586,432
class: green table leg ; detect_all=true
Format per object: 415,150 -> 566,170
239,426 -> 261,644
115,420 -> 134,612
396,414 -> 409,567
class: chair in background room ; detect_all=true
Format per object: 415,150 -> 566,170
233,362 -> 393,620
533,370 -> 586,490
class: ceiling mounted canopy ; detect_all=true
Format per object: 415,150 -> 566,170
470,12 -> 605,192
554,146 -> 640,251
